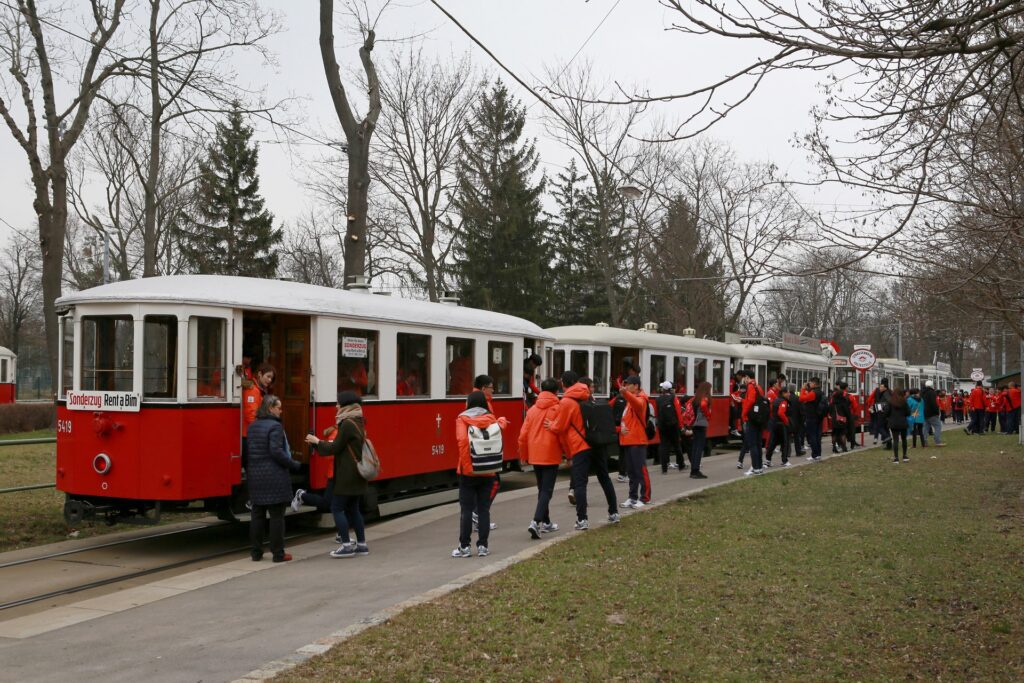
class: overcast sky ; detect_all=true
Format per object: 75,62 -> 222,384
0,0 -> 852,246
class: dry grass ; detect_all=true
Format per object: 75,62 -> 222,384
278,430 -> 1024,682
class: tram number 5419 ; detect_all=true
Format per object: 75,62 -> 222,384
431,444 -> 445,457
57,419 -> 73,434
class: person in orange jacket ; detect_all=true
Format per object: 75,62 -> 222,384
520,378 -> 563,538
242,363 -> 276,469
985,387 -> 1000,433
452,391 -> 507,558
1009,382 -> 1022,434
547,371 -> 599,531
617,375 -> 651,509
846,386 -> 861,448
968,381 -> 986,434
741,370 -> 767,474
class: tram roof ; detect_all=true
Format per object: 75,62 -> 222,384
546,325 -> 735,356
729,343 -> 830,367
56,276 -> 553,339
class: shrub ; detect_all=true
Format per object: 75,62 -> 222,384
0,403 -> 56,435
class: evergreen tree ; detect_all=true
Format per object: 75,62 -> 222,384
180,105 -> 281,276
453,81 -> 551,323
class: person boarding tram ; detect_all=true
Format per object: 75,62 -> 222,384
247,395 -> 302,563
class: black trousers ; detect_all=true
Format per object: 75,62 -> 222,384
658,426 -> 685,471
532,464 -> 558,525
459,475 -> 494,548
587,445 -> 619,516
250,503 -> 286,560
890,428 -> 907,459
689,426 -> 707,473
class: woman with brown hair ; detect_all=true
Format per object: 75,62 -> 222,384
884,388 -> 911,463
688,381 -> 713,479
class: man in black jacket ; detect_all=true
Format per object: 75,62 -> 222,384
800,377 -> 825,461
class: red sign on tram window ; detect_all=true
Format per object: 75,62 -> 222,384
849,349 -> 877,371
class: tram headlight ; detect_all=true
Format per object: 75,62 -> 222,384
92,453 -> 112,475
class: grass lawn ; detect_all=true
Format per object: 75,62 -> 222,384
0,428 -> 55,441
0,430 -> 205,552
279,430 -> 1024,682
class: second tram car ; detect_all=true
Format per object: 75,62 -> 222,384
55,276 -> 553,523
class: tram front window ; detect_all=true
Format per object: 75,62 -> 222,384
339,328 -> 378,397
60,317 -> 73,397
712,359 -> 726,394
593,351 -> 609,395
489,341 -> 513,395
189,317 -> 226,399
81,315 -> 134,392
144,315 -> 177,399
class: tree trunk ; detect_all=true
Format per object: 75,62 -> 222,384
344,138 -> 369,283
37,170 -> 68,388
142,0 -> 162,277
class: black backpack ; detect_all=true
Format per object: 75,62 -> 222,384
656,394 -> 679,430
643,401 -> 658,440
612,395 -> 626,426
575,399 -> 618,447
748,386 -> 770,427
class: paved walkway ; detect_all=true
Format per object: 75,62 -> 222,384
0,437 -> 872,683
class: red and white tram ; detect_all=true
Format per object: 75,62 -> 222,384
0,345 -> 15,404
55,276 -> 553,523
546,323 -> 734,438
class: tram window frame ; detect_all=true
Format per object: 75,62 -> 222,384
187,316 -> 226,400
649,354 -> 667,391
60,316 -> 73,397
446,337 -> 475,396
673,356 -> 689,395
552,349 -> 566,382
338,328 -> 378,398
693,357 -> 708,390
712,358 -> 726,395
488,341 -> 514,395
143,315 -> 178,400
396,332 -> 431,398
81,315 -> 134,392
593,350 -> 609,395
570,349 -> 589,381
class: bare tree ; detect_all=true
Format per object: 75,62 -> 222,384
0,229 -> 41,353
278,211 -> 344,288
371,48 -> 477,301
319,0 -> 382,286
0,0 -> 130,381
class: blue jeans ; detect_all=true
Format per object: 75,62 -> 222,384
926,415 -> 943,444
331,493 -> 365,544
804,416 -> 822,459
743,421 -> 763,470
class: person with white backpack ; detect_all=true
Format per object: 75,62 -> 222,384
305,391 -> 372,559
452,391 -> 508,558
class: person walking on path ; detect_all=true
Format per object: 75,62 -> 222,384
829,382 -> 851,454
1009,382 -> 1022,434
247,394 -> 302,563
688,381 -> 712,479
519,378 -> 562,538
921,380 -> 945,447
868,380 -> 892,446
451,391 -> 507,558
741,370 -> 767,475
575,376 -> 621,522
305,391 -> 371,558
885,388 -> 911,463
656,380 -> 687,473
906,388 -> 926,448
617,375 -> 652,508
547,371 -> 595,530
800,377 -> 826,461
768,386 -> 793,466
968,381 -> 986,434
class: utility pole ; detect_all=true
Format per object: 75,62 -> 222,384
1001,329 -> 1007,375
991,321 -> 997,371
896,320 -> 903,359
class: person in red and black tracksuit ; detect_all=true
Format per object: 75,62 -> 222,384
729,374 -> 743,438
800,377 -> 825,461
740,371 -> 766,475
473,375 -> 500,531
764,375 -> 786,465
967,381 -> 986,434
985,387 -> 1000,433
617,375 -> 652,508
1009,382 -> 1022,434
770,386 -> 793,466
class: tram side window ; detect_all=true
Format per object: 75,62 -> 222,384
81,316 -> 134,392
338,328 -> 378,397
188,317 -> 225,399
489,341 -> 513,395
552,350 -> 565,381
593,351 -> 609,395
712,359 -> 726,395
570,350 -> 589,380
446,338 -> 474,396
396,333 -> 430,397
649,354 -> 667,390
60,317 -> 73,397
693,357 -> 708,389
673,356 -> 688,394
144,316 -> 177,399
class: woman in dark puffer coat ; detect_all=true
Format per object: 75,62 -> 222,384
247,394 -> 301,562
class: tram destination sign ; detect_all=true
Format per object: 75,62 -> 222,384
66,390 -> 141,412
848,349 -> 877,370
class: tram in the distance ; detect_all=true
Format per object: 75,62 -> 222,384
54,276 -> 553,524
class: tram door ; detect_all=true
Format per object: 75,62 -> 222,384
272,315 -> 311,464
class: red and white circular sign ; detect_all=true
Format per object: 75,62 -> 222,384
849,349 -> 877,370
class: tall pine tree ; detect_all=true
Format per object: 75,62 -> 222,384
180,104 -> 281,276
453,81 -> 550,323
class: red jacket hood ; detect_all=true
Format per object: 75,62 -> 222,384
534,391 -> 560,410
458,410 -> 497,430
562,383 -> 591,401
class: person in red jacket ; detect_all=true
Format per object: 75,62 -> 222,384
617,375 -> 651,509
547,371 -> 597,531
968,381 -> 986,434
451,391 -> 507,558
846,387 -> 861,448
520,378 -> 562,538
729,374 -> 743,438
687,381 -> 713,479
998,386 -> 1012,434
985,387 -> 1000,433
1009,382 -> 1022,434
741,370 -> 767,475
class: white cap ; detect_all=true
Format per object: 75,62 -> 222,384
659,380 -> 673,391
925,380 -> 934,388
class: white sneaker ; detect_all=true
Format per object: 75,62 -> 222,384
616,474 -> 627,483
528,520 -> 541,539
476,545 -> 490,557
608,513 -> 621,523
574,519 -> 590,531
782,462 -> 792,468
488,522 -> 498,530
620,499 -> 637,509
806,456 -> 814,461
540,522 -> 559,533
633,500 -> 646,509
668,463 -> 679,470
451,545 -> 471,558
736,461 -> 743,469
290,489 -> 305,513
